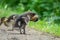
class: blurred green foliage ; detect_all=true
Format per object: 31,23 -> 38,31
0,0 -> 60,21
0,0 -> 60,36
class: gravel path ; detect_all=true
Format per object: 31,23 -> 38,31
0,24 -> 60,40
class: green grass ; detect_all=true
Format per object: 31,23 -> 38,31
0,8 -> 14,17
29,20 -> 60,37
0,8 -> 24,18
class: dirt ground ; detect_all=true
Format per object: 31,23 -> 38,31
0,24 -> 60,40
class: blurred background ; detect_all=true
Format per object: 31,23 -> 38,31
0,0 -> 60,37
